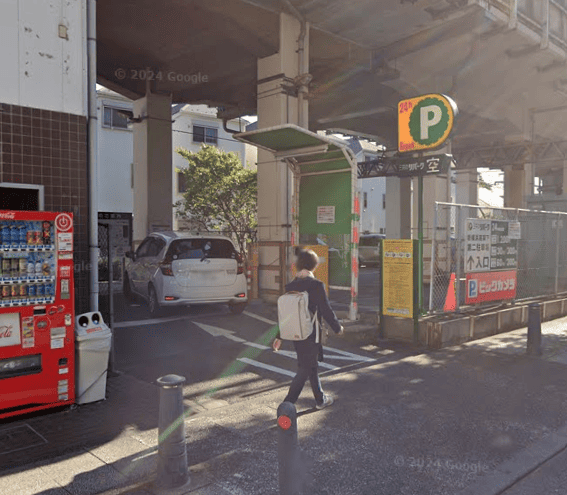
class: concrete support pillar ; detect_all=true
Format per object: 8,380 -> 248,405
386,177 -> 412,238
256,13 -> 309,298
132,92 -> 173,242
455,169 -> 478,205
504,166 -> 527,208
562,162 -> 567,196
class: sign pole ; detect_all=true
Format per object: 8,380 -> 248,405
418,174 -> 424,313
413,239 -> 419,345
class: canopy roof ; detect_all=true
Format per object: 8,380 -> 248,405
234,124 -> 355,174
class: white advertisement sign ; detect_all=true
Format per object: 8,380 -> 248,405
0,313 -> 21,348
317,206 -> 335,224
508,221 -> 521,240
465,219 -> 491,273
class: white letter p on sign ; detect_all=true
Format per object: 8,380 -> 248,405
420,105 -> 442,140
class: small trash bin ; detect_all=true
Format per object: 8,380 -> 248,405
75,311 -> 112,404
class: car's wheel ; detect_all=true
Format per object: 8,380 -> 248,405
148,285 -> 162,316
123,273 -> 134,304
228,302 -> 247,315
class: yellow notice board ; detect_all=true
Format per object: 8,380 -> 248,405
382,239 -> 414,318
291,245 -> 329,293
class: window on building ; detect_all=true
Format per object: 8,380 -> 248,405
193,125 -> 218,144
102,107 -> 131,130
382,193 -> 386,209
363,192 -> 368,209
178,171 -> 188,193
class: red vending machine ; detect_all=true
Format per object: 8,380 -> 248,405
0,210 -> 75,419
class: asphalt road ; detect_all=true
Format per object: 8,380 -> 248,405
111,279 -> 419,408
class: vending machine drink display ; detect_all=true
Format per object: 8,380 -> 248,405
0,210 -> 75,419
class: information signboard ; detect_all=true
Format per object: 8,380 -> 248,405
465,219 -> 491,273
382,240 -> 414,318
490,220 -> 518,271
465,219 -> 518,273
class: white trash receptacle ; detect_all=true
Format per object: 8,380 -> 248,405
75,311 -> 112,404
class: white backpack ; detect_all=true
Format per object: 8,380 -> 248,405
277,291 -> 319,343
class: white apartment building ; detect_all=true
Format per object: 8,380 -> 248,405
96,87 -> 256,229
347,137 -> 387,235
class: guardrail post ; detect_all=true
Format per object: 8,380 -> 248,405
156,374 -> 189,489
277,401 -> 300,494
527,303 -> 542,356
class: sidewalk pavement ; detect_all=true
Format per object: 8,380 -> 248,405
2,311 -> 567,494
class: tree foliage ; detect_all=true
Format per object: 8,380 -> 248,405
175,145 -> 257,258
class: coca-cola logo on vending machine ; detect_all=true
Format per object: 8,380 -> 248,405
0,313 -> 21,347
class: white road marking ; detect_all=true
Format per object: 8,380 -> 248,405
237,358 -> 296,377
242,311 -> 277,325
243,311 -> 378,363
277,350 -> 338,370
193,322 -> 246,342
322,345 -> 376,362
114,316 -> 187,328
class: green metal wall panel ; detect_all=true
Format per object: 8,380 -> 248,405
299,172 -> 352,286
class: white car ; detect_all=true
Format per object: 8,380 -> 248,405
123,231 -> 248,315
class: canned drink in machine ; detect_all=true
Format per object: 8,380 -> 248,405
1,285 -> 10,300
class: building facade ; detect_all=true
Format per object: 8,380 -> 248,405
0,0 -> 90,312
96,88 -> 255,229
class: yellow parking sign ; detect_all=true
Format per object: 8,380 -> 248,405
398,94 -> 457,153
382,240 -> 414,318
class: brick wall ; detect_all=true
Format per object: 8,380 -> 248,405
0,103 -> 90,314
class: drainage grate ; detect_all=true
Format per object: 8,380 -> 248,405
0,424 -> 48,455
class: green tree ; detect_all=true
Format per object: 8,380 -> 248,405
175,145 -> 257,259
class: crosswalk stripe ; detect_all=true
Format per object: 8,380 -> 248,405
276,350 -> 338,370
242,311 -> 277,325
322,345 -> 376,362
237,358 -> 296,377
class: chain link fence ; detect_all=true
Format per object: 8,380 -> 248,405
429,202 -> 567,314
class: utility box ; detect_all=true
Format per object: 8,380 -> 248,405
75,312 -> 112,404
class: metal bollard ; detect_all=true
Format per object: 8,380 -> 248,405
156,374 -> 189,489
277,401 -> 300,495
527,303 -> 542,356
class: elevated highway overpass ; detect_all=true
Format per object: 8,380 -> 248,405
99,0 -> 567,194
97,0 -> 567,303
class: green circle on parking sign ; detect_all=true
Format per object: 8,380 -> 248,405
409,97 -> 451,146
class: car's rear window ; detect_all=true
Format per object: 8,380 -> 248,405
360,236 -> 382,246
166,238 -> 236,260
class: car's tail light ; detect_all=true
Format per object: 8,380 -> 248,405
236,252 -> 244,275
235,293 -> 246,298
160,262 -> 173,276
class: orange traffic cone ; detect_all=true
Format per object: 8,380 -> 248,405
444,273 -> 456,312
